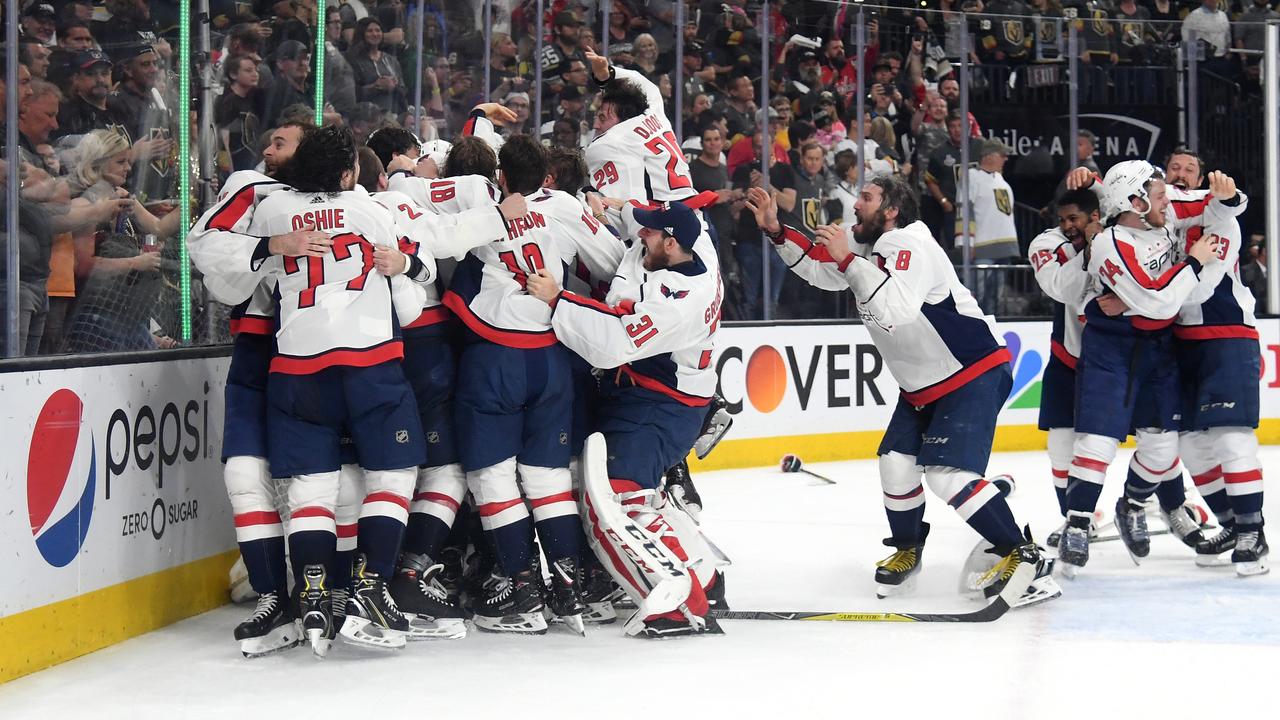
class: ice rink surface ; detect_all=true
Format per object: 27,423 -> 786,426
3,449 -> 1277,720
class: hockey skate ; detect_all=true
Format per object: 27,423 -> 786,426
1232,528 -> 1269,577
1056,512 -> 1093,578
472,570 -> 549,635
340,555 -> 409,650
297,564 -> 333,658
692,394 -> 733,460
390,555 -> 467,640
1114,497 -> 1150,564
875,523 -> 928,599
1160,503 -> 1207,548
975,532 -> 1061,608
579,563 -> 622,624
234,590 -> 301,658
636,608 -> 723,639
544,557 -> 588,636
664,460 -> 703,522
1046,509 -> 1106,548
1195,525 -> 1238,567
704,570 -> 729,611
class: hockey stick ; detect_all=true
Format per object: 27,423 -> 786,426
709,562 -> 1033,623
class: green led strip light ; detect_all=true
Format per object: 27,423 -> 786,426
315,0 -> 327,125
178,0 -> 191,342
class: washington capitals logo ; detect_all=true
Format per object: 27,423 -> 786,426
660,284 -> 689,299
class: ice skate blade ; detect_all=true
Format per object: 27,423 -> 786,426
1011,576 -> 1062,609
472,612 -> 549,635
875,574 -> 917,600
239,622 -> 302,659
339,616 -> 407,650
545,610 -> 587,637
1058,562 -> 1080,580
583,601 -> 618,625
404,614 -> 467,640
1235,560 -> 1270,577
305,628 -> 331,658
1196,553 -> 1233,568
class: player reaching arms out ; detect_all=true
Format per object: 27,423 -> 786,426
526,200 -> 725,637
746,179 -> 1059,607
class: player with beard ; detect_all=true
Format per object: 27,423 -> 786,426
745,178 -> 1059,607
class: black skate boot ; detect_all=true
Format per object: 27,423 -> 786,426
390,553 -> 467,640
976,530 -> 1061,608
1161,504 -> 1206,548
297,564 -> 333,658
664,460 -> 703,520
704,570 -> 729,610
1232,527 -> 1270,577
545,557 -> 588,636
579,563 -> 622,624
341,554 -> 409,650
1195,525 -> 1238,567
329,587 -> 349,642
636,604 -> 723,639
436,545 -> 465,603
1057,512 -> 1093,578
234,590 -> 301,658
473,569 -> 548,634
874,523 -> 929,598
1115,497 -> 1150,564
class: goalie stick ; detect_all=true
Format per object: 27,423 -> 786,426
709,562 -> 1034,623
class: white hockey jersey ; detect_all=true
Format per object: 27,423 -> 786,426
1028,228 -> 1089,366
585,66 -> 696,203
1166,186 -> 1257,340
961,168 -> 1018,258
551,205 -> 722,406
443,188 -> 623,348
1084,223 -> 1207,334
187,170 -> 287,335
247,190 -> 419,374
773,221 -> 1010,406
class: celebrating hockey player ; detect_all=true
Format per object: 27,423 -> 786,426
746,179 -> 1058,607
1056,161 -> 1232,576
526,199 -> 725,637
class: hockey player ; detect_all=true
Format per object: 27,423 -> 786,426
1056,161 -> 1228,575
526,200 -> 725,637
1027,190 -> 1100,528
187,120 -> 323,657
1161,151 -> 1267,575
583,50 -> 697,204
442,135 -> 621,634
746,179 -> 1058,606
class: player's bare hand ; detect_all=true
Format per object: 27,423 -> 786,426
1207,171 -> 1237,201
373,245 -> 410,276
386,154 -> 417,174
584,51 -> 611,82
816,224 -> 852,264
1096,292 -> 1128,316
1065,167 -> 1096,191
1188,233 -> 1222,265
597,196 -> 627,211
526,268 -> 562,304
499,193 -> 528,221
585,192 -> 610,221
269,221 -> 332,257
745,187 -> 781,235
474,102 -> 519,126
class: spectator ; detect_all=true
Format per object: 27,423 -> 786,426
215,54 -> 266,172
108,44 -> 175,202
681,40 -> 715,102
937,76 -> 982,138
716,73 -> 757,140
554,86 -> 589,132
21,42 -> 52,80
688,126 -> 740,250
551,118 -> 582,150
501,92 -> 532,136
488,32 -> 527,97
607,42 -> 635,70
605,1 -> 640,49
1182,0 -> 1233,78
560,58 -> 591,91
730,128 -> 788,320
1147,0 -> 1181,45
777,140 -> 838,241
49,19 -> 96,88
324,6 -> 358,117
1240,234 -> 1268,308
782,49 -> 824,106
978,0 -> 1034,65
53,50 -> 131,142
923,110 -> 980,247
727,107 -> 786,177
1075,129 -> 1100,174
264,41 -> 313,129
820,36 -> 859,104
627,33 -> 668,80
21,3 -> 58,46
963,139 -> 1020,314
95,0 -> 170,60
347,17 -> 407,115
541,11 -> 587,101
63,129 -> 180,353
1236,0 -> 1279,55
1065,0 -> 1119,103
218,23 -> 274,92
769,96 -> 793,153
830,150 -> 859,225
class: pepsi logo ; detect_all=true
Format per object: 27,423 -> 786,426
27,389 -> 96,568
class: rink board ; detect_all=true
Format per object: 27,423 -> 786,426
0,356 -> 237,683
691,319 -> 1280,471
3,320 -> 1279,684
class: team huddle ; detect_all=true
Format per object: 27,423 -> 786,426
189,48 -> 1267,659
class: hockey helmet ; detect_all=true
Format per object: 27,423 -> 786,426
420,139 -> 452,172
1100,160 -> 1164,221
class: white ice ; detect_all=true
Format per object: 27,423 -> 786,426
3,448 -> 1278,720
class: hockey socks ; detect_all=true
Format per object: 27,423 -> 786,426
356,468 -> 415,578
225,456 -> 288,595
287,470 -> 341,590
404,463 -> 467,559
1046,427 -> 1074,517
239,537 -> 288,596
879,452 -> 927,543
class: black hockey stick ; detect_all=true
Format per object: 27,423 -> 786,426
710,563 -> 1032,624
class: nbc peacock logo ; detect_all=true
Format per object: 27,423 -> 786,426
27,389 -> 97,568
1003,331 -> 1044,409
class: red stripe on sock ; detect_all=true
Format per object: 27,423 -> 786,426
413,492 -> 461,512
478,497 -> 524,517
234,510 -> 282,528
1192,466 -> 1223,486
1072,456 -> 1109,473
336,523 -> 357,538
1051,469 -> 1069,479
1224,469 -> 1263,484
292,506 -> 335,520
949,479 -> 990,508
530,490 -> 576,508
364,491 -> 410,511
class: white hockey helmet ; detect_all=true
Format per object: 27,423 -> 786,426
1100,160 -> 1164,221
420,139 -> 452,172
